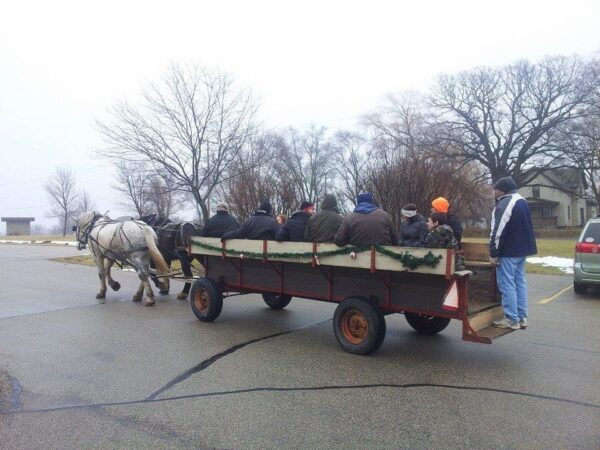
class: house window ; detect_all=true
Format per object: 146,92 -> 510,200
532,185 -> 540,198
541,207 -> 553,217
567,206 -> 571,221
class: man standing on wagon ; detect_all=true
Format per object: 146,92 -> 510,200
489,176 -> 537,330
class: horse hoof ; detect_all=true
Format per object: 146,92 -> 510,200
177,292 -> 188,300
132,295 -> 142,302
96,293 -> 106,300
144,298 -> 155,306
98,298 -> 106,304
109,281 -> 121,291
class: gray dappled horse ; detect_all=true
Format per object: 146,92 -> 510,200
73,211 -> 170,306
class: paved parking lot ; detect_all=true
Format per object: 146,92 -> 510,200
0,244 -> 599,449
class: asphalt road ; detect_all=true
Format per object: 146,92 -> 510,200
0,243 -> 598,449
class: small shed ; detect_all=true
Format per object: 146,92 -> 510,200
1,217 -> 35,236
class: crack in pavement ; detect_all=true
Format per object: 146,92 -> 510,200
2,383 -> 598,415
146,318 -> 333,401
3,318 -> 599,419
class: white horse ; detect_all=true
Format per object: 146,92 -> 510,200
73,211 -> 170,306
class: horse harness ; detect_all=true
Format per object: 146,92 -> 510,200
76,215 -> 150,269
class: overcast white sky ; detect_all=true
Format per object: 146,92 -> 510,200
1,0 -> 599,232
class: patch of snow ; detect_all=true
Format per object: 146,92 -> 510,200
527,256 -> 574,274
0,239 -> 76,246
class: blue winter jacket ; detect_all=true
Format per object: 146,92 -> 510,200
489,191 -> 537,258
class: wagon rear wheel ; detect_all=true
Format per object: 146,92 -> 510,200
333,297 -> 386,355
190,277 -> 223,322
404,312 -> 450,335
262,293 -> 292,310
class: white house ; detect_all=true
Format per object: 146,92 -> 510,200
518,169 -> 597,229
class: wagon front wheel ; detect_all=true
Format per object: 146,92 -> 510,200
404,312 -> 450,335
190,277 -> 223,322
333,297 -> 386,355
262,293 -> 292,310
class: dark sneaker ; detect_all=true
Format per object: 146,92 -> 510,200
519,318 -> 528,329
492,318 -> 520,330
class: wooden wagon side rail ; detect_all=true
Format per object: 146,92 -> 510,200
190,237 -> 454,277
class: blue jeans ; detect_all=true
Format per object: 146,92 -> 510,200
496,256 -> 527,323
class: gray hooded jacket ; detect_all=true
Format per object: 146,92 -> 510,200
304,194 -> 343,243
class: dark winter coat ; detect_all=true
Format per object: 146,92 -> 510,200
276,211 -> 311,242
334,208 -> 398,247
202,211 -> 241,238
489,192 -> 537,257
221,210 -> 280,241
304,195 -> 343,243
399,214 -> 428,247
425,224 -> 458,249
446,213 -> 463,244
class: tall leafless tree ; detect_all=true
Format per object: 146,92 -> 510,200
219,133 -> 297,220
113,161 -> 153,217
559,115 -> 600,207
363,92 -> 492,225
272,126 -> 336,206
76,189 -> 96,215
430,55 -> 600,185
331,130 -> 368,208
97,64 -> 258,224
44,166 -> 79,236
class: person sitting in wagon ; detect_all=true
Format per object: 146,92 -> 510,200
424,212 -> 458,249
221,201 -> 279,241
304,194 -> 343,243
334,192 -> 398,247
398,203 -> 428,247
202,202 -> 241,238
276,201 -> 315,242
431,197 -> 463,245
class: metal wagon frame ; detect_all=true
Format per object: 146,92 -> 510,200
185,237 -> 513,355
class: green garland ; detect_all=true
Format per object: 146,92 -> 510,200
191,239 -> 443,270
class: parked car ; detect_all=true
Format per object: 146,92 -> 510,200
573,216 -> 600,294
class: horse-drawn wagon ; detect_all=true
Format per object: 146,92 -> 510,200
185,237 -> 513,355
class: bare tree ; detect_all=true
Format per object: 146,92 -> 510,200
430,55 -> 600,185
363,93 -> 492,225
76,189 -> 96,214
560,115 -> 600,206
97,64 -> 258,224
113,161 -> 153,217
146,172 -> 183,218
44,167 -> 79,236
219,133 -> 296,220
272,126 -> 336,206
331,130 -> 368,208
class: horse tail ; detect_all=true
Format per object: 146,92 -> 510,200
142,226 -> 170,291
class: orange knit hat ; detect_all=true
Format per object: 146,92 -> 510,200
431,197 -> 450,213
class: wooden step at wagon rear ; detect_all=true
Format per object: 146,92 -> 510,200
463,304 -> 517,343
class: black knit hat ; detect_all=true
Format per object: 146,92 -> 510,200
259,201 -> 272,215
299,201 -> 314,211
494,176 -> 517,193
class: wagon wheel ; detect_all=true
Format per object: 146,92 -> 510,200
190,277 -> 223,322
262,293 -> 292,310
333,297 -> 386,355
404,312 -> 450,335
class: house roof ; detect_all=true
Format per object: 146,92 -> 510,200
1,217 -> 35,222
524,197 -> 559,206
537,168 -> 584,195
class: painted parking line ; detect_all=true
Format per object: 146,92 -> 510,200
538,284 -> 573,304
